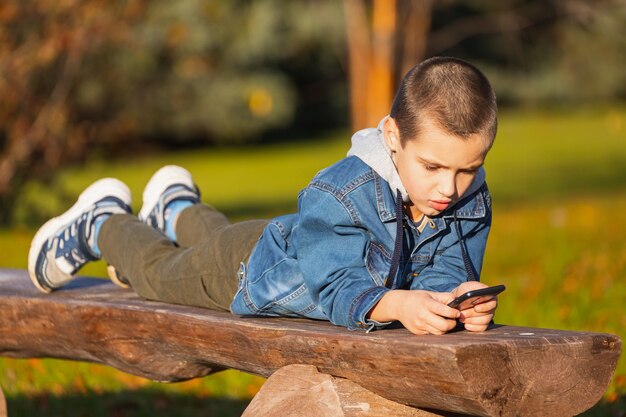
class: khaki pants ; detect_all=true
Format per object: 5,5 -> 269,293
99,204 -> 268,311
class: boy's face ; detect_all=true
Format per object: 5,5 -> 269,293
384,116 -> 491,218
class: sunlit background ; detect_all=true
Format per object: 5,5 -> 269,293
0,1 -> 625,416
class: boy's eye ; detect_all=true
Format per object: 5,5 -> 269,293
424,165 -> 439,171
462,168 -> 480,174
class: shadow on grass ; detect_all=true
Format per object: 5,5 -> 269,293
5,390 -> 624,417
217,199 -> 297,221
5,390 -> 250,417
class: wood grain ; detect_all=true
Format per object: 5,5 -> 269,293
0,268 -> 621,416
242,364 -> 450,417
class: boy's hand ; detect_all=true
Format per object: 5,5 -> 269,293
368,290 -> 460,335
451,282 -> 498,332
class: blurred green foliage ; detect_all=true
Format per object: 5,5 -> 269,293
0,0 -> 345,145
430,1 -> 626,105
0,0 -> 347,223
1,0 -> 626,226
92,0 -> 346,143
3,0 -> 625,150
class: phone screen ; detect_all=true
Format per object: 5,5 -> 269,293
447,285 -> 505,309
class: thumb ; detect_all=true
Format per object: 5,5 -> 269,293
430,291 -> 456,305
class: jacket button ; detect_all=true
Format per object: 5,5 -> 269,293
429,220 -> 436,229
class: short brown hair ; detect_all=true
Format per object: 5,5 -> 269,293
390,56 -> 497,146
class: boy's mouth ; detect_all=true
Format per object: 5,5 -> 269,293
429,200 -> 451,211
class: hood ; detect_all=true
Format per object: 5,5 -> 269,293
346,116 -> 486,206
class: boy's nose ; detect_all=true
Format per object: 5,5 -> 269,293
438,176 -> 457,198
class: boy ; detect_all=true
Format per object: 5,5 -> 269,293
29,56 -> 498,335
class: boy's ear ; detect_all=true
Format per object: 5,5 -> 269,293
383,117 -> 401,152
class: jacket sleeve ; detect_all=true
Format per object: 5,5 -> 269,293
410,209 -> 492,293
296,185 -> 390,331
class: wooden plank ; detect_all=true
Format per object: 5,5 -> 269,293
0,268 -> 621,416
242,364 -> 451,417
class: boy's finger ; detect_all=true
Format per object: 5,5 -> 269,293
430,291 -> 456,305
405,324 -> 429,336
461,314 -> 493,326
429,298 -> 461,319
473,298 -> 498,313
452,281 -> 487,297
405,318 -> 439,336
460,306 -> 495,320
464,322 -> 488,332
459,299 -> 497,316
425,318 -> 456,335
423,324 -> 445,335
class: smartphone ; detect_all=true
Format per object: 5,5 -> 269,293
447,284 -> 505,309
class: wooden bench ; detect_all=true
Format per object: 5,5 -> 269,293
0,268 -> 621,416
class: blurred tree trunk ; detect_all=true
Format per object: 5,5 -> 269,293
367,0 -> 396,130
343,0 -> 433,131
396,1 -> 433,84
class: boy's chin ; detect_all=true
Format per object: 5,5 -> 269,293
414,204 -> 439,217
422,206 -> 450,217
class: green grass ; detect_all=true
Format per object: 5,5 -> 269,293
486,107 -> 626,203
1,107 -> 625,415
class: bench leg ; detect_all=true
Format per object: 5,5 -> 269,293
0,385 -> 6,417
242,364 -> 455,417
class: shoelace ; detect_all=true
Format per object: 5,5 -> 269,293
55,213 -> 94,268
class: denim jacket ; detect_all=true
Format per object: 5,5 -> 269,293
231,120 -> 492,331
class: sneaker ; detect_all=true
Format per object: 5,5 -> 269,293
28,178 -> 132,293
138,165 -> 200,239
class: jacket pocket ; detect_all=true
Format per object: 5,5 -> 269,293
366,241 -> 391,287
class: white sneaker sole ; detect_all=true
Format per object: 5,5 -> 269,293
138,165 -> 195,221
28,178 -> 132,293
